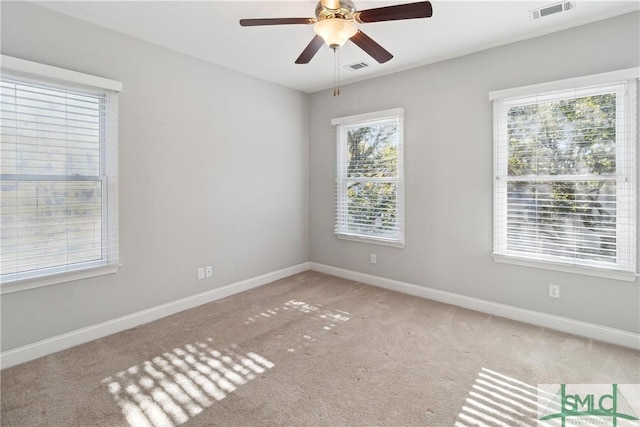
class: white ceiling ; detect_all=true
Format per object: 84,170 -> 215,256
34,0 -> 639,93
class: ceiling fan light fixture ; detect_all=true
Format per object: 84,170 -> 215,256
314,18 -> 357,48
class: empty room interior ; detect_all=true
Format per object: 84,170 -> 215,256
1,0 -> 639,426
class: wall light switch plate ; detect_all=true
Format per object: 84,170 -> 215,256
197,267 -> 205,280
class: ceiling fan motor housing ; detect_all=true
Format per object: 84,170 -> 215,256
314,0 -> 358,48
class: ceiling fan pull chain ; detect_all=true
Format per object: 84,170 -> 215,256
333,47 -> 341,96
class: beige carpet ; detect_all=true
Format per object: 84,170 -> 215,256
1,271 -> 639,426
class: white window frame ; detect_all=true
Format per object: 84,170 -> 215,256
332,108 -> 405,248
0,55 -> 122,294
490,68 -> 638,281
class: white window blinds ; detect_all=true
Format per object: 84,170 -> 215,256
0,56 -> 120,286
333,108 -> 405,247
491,69 -> 637,279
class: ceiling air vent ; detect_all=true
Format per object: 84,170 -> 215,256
346,62 -> 369,71
530,1 -> 575,20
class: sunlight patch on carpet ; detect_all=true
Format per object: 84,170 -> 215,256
455,367 -> 556,427
244,299 -> 351,325
102,340 -> 274,427
102,299 -> 352,426
245,299 -> 351,353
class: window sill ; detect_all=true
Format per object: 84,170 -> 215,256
492,253 -> 637,282
336,233 -> 405,248
0,264 -> 119,295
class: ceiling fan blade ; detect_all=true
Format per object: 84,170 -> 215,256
295,35 -> 325,64
321,0 -> 341,9
350,31 -> 393,63
239,18 -> 315,26
355,1 -> 433,23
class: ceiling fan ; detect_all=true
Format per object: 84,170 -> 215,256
239,0 -> 433,65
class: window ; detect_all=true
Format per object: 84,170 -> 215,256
491,69 -> 638,280
333,108 -> 404,247
0,56 -> 121,291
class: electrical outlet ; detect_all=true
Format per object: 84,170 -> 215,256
205,266 -> 213,278
370,253 -> 377,264
197,267 -> 205,280
549,284 -> 560,299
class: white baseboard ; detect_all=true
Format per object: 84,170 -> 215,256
309,262 -> 640,350
3,261 -> 637,370
0,262 -> 310,370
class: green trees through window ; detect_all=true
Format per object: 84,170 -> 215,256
506,93 -> 618,263
346,123 -> 399,234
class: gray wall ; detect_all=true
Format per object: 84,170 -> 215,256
1,1 -> 309,351
2,2 -> 638,354
309,12 -> 640,333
